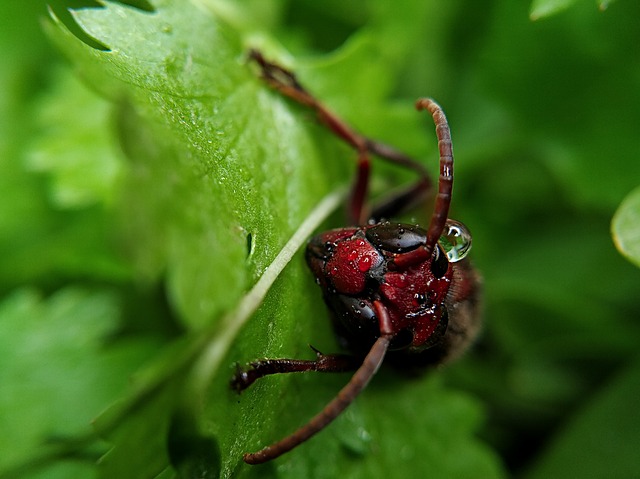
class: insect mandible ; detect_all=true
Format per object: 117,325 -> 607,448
232,50 -> 482,465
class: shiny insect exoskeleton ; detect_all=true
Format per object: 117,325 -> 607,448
307,220 -> 480,368
232,50 -> 482,465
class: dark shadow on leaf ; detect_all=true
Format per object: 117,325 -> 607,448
168,409 -> 221,479
48,0 -> 156,51
118,0 -> 155,13
48,0 -> 109,51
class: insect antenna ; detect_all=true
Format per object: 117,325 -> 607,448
243,303 -> 394,464
416,98 -> 454,256
243,335 -> 391,464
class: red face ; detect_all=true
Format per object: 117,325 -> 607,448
306,222 -> 453,353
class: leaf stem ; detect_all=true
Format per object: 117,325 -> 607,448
189,187 -> 347,405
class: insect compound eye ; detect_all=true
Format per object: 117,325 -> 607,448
365,223 -> 427,254
306,238 -> 334,261
438,219 -> 472,262
331,294 -> 378,323
306,228 -> 359,261
327,294 -> 380,343
431,245 -> 449,278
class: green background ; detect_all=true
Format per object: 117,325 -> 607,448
1,1 -> 639,478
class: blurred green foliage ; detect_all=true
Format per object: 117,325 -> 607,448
1,1 -> 639,478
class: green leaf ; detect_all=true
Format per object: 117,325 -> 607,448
39,1 -> 506,478
524,358 -> 640,479
598,0 -> 616,10
0,288 -> 159,476
26,66 -> 124,209
45,0 -> 350,329
23,0 -> 640,477
612,185 -> 640,268
0,2 -> 130,289
91,190 -> 344,479
529,0 -> 615,20
530,0 -> 579,20
208,364 -> 505,479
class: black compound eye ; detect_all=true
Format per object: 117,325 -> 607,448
330,295 -> 377,323
431,245 -> 449,278
365,223 -> 427,254
306,237 -> 334,261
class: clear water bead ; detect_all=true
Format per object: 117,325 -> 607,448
439,219 -> 472,262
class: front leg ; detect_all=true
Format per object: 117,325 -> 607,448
231,346 -> 360,393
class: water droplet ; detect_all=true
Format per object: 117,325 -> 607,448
357,426 -> 371,443
357,256 -> 372,272
414,293 -> 426,304
439,219 -> 472,262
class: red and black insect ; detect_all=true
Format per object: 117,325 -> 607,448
232,50 -> 482,465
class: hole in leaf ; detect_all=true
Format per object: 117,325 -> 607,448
246,232 -> 254,258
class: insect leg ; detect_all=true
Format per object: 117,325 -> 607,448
242,301 -> 393,464
231,350 -> 360,393
365,140 -> 432,220
249,50 -> 436,224
243,334 -> 391,464
249,49 -> 371,223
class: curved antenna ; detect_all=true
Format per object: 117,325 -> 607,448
416,98 -> 454,256
243,302 -> 394,465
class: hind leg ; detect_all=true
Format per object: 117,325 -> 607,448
249,50 -> 434,224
